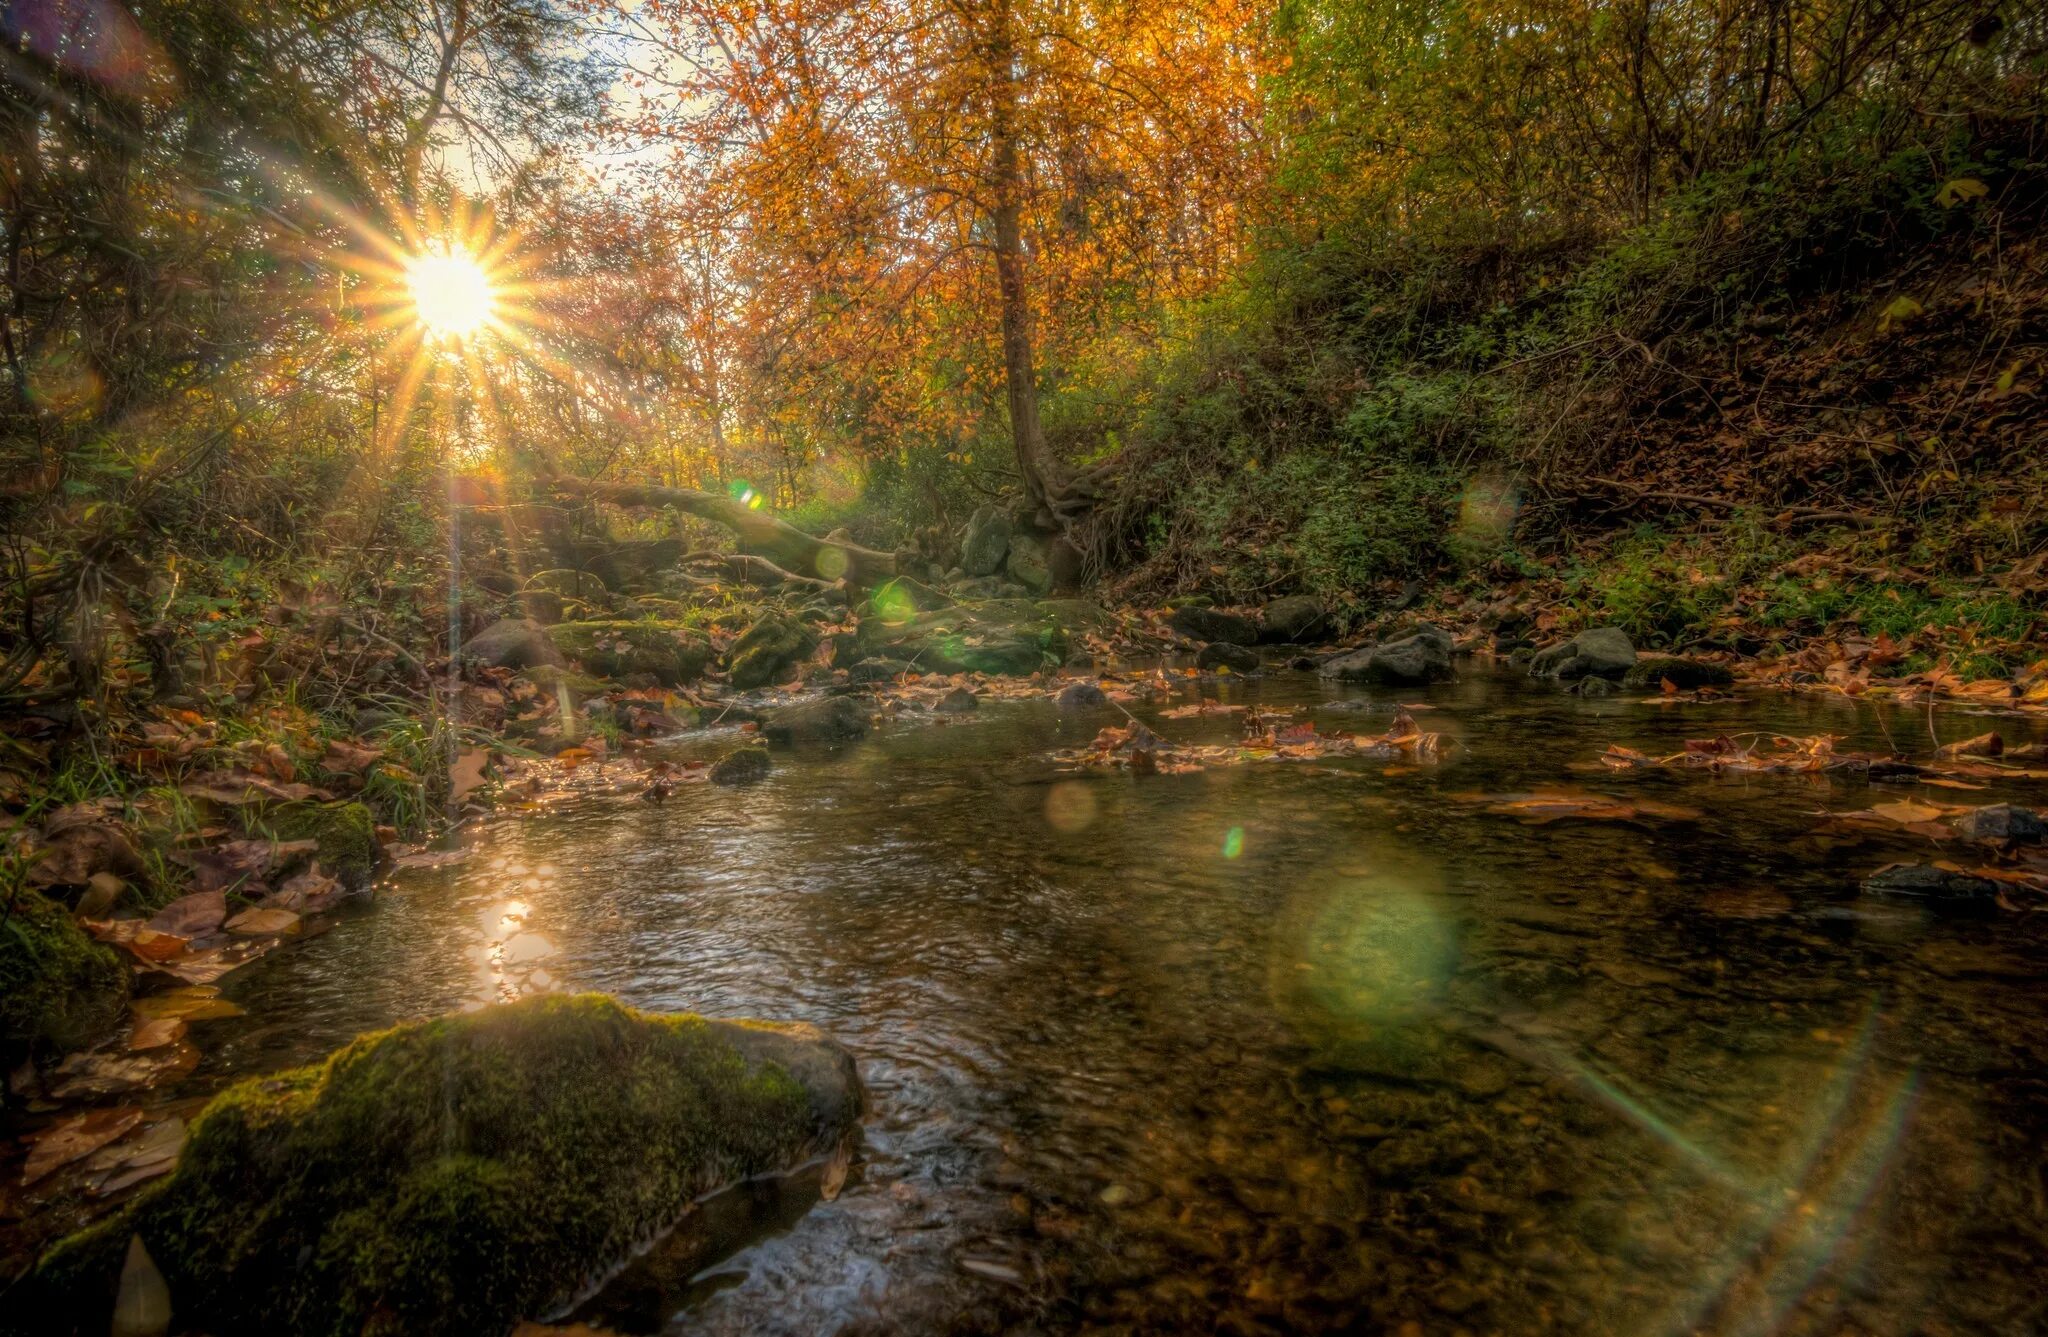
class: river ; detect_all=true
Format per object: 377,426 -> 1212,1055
197,668 -> 2048,1335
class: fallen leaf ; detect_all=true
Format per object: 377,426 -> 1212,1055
127,1015 -> 188,1051
147,891 -> 226,938
224,907 -> 301,937
1934,731 -> 2003,759
22,1107 -> 144,1184
130,987 -> 243,1023
112,1234 -> 172,1337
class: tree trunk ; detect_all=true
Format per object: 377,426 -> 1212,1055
548,479 -> 900,588
986,0 -> 1056,518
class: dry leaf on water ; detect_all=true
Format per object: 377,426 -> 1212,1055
1934,731 -> 2003,759
22,1106 -> 144,1184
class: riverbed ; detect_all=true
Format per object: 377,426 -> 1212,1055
192,669 -> 2048,1334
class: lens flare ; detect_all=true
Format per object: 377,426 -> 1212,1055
406,247 -> 496,339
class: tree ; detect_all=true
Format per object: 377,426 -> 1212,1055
619,0 -> 1270,527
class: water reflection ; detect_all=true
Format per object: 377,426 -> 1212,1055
192,670 -> 2048,1335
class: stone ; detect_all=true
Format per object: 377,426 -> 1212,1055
727,615 -> 820,690
759,695 -> 869,745
1046,536 -> 1086,591
1319,631 -> 1453,686
463,618 -> 565,671
845,659 -> 913,685
960,506 -> 1012,578
1529,626 -> 1636,680
0,889 -> 129,1062
1196,642 -> 1260,673
1166,606 -> 1259,646
1006,532 -> 1052,594
21,995 -> 861,1337
1259,596 -> 1332,644
1621,655 -> 1734,691
1953,804 -> 2046,843
708,748 -> 771,786
1056,682 -> 1109,709
1862,863 -> 2000,911
548,621 -> 713,687
261,801 -> 380,891
852,604 -> 1067,677
935,686 -> 980,712
1573,675 -> 1618,697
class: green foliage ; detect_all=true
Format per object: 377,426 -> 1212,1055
22,995 -> 853,1337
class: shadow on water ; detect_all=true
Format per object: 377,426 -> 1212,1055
192,668 -> 2048,1334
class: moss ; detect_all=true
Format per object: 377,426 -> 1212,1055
19,994 -> 859,1337
0,889 -> 130,1063
854,604 -> 1068,676
261,800 -> 378,890
547,621 -> 712,686
1621,655 -> 1735,690
726,614 -> 819,689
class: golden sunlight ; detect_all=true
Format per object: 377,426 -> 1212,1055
406,247 -> 496,339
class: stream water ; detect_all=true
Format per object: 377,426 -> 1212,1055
194,669 -> 2048,1335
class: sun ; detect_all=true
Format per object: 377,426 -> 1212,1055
406,247 -> 497,339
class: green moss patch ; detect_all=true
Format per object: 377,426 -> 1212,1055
547,621 -> 712,686
21,993 -> 861,1337
259,800 -> 378,890
0,889 -> 130,1063
727,614 -> 819,689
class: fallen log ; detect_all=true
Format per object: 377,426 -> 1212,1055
552,480 -> 899,587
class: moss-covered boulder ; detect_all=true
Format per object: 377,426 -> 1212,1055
727,614 -> 820,690
261,800 -> 379,890
0,889 -> 129,1064
547,621 -> 712,686
18,994 -> 861,1337
852,603 -> 1068,676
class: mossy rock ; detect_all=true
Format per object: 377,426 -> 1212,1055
19,994 -> 861,1337
260,801 -> 378,890
1621,655 -> 1736,691
727,614 -> 819,690
852,604 -> 1069,676
0,889 -> 129,1064
547,621 -> 712,686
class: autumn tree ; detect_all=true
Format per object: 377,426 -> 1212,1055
618,0 -> 1270,529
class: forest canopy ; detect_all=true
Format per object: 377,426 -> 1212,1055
0,0 -> 2042,704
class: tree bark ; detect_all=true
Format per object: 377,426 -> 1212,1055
986,0 -> 1056,518
550,479 -> 900,587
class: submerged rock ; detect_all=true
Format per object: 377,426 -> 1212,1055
1953,804 -> 2046,843
760,695 -> 869,744
1319,628 -> 1453,686
0,889 -> 129,1065
463,618 -> 564,671
1056,681 -> 1109,709
1621,655 -> 1734,691
1166,606 -> 1258,646
548,621 -> 712,687
1530,627 -> 1636,680
1196,642 -> 1260,673
1258,596 -> 1331,644
708,748 -> 771,785
727,614 -> 820,690
1862,863 -> 2000,911
19,995 -> 861,1337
